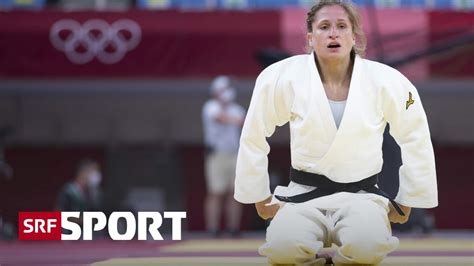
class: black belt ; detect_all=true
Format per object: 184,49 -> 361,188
275,168 -> 405,216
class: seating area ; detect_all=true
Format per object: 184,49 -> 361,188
0,0 -> 473,10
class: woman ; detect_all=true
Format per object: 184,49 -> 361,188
234,0 -> 438,265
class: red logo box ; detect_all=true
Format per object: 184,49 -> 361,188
18,212 -> 62,240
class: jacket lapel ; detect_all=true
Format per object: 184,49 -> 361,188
308,53 -> 363,179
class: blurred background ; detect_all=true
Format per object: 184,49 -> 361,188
0,0 -> 473,244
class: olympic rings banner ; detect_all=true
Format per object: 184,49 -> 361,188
49,19 -> 142,65
0,10 -> 280,78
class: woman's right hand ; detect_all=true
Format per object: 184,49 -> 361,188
255,195 -> 280,220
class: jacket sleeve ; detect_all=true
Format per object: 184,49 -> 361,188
382,70 -> 438,208
234,64 -> 292,204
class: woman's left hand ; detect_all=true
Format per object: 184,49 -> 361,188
388,203 -> 411,224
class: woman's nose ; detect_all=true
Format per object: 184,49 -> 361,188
329,26 -> 338,38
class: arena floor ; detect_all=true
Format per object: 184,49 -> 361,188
1,231 -> 473,265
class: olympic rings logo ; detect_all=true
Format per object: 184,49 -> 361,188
50,19 -> 141,64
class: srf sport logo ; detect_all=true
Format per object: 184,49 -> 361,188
19,211 -> 186,240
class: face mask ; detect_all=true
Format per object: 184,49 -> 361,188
88,171 -> 102,187
219,88 -> 236,103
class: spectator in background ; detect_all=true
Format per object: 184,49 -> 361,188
56,159 -> 103,212
0,160 -> 14,240
0,127 -> 14,239
0,161 -> 12,181
202,76 -> 245,237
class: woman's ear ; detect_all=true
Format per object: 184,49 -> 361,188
306,33 -> 313,46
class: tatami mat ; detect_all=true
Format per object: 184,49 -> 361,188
93,256 -> 474,266
93,237 -> 474,265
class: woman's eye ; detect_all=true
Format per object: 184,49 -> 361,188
338,24 -> 346,29
320,25 -> 328,30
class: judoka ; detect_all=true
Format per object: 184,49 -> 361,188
234,0 -> 438,265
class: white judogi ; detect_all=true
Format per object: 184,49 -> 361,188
234,52 -> 438,264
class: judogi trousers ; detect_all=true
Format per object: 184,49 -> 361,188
259,198 -> 399,265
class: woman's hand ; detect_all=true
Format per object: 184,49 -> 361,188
388,202 -> 411,224
255,196 -> 280,220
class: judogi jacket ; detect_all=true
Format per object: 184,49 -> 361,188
234,52 -> 438,209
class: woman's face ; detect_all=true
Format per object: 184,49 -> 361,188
307,5 -> 355,61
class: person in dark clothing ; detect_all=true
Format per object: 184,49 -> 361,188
56,159 -> 102,212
